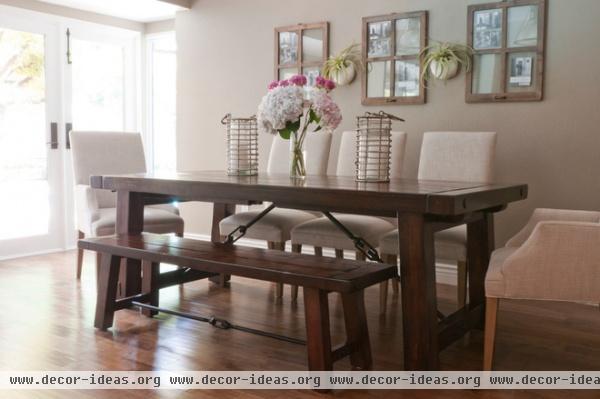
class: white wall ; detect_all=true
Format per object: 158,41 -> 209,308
176,0 -> 600,245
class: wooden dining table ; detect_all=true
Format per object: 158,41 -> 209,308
89,170 -> 527,370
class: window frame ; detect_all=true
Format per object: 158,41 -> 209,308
274,22 -> 329,81
361,11 -> 428,106
466,0 -> 547,103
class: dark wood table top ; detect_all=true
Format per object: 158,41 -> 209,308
90,170 -> 527,216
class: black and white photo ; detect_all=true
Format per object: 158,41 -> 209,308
473,9 -> 502,49
278,31 -> 298,65
509,56 -> 533,86
368,21 -> 392,57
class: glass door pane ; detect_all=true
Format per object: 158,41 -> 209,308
0,14 -> 64,258
0,27 -> 49,240
71,39 -> 125,131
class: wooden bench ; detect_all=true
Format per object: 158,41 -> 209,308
79,233 -> 396,371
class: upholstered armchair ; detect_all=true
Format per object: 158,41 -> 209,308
70,131 -> 184,279
484,208 -> 600,370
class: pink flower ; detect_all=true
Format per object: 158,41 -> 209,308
278,79 -> 290,87
315,76 -> 336,92
268,80 -> 279,90
324,79 -> 336,91
289,74 -> 307,86
312,91 -> 342,131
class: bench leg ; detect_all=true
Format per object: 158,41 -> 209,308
142,261 -> 160,317
94,254 -> 121,330
342,290 -> 372,370
303,287 -> 333,371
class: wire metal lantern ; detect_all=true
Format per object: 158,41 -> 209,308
355,111 -> 404,182
222,113 -> 258,176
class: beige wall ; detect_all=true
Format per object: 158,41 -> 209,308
176,0 -> 600,245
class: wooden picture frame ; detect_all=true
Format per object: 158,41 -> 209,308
466,0 -> 547,103
274,22 -> 329,85
361,11 -> 428,106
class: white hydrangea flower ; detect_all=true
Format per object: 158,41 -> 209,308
257,85 -> 305,135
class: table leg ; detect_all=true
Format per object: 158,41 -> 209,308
210,202 -> 236,286
116,190 -> 144,298
397,212 -> 439,370
467,213 -> 495,311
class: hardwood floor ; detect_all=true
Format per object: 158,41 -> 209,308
1,250 -> 600,398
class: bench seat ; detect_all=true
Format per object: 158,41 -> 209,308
79,233 -> 397,371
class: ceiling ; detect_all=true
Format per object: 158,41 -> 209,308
38,0 -> 187,23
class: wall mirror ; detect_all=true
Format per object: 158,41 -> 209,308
361,11 -> 428,105
466,0 -> 546,103
274,22 -> 329,92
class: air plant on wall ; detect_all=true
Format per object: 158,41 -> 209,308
322,43 -> 362,86
420,41 -> 473,84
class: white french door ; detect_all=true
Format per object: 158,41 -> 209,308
0,9 -> 64,259
62,20 -> 140,248
0,5 -> 140,259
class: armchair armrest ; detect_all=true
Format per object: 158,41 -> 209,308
74,184 -> 100,232
506,208 -> 600,247
501,221 -> 600,302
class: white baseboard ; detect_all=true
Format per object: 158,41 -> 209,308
185,233 -> 459,286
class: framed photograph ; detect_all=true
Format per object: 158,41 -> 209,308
275,22 -> 329,82
362,11 -> 428,105
509,56 -> 532,86
367,21 -> 392,57
278,31 -> 298,65
473,9 -> 502,49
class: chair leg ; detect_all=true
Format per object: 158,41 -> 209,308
386,254 -> 400,294
290,244 -> 302,301
342,290 -> 372,370
483,297 -> 499,371
76,231 -> 84,279
379,254 -> 397,314
355,251 -> 366,261
457,260 -> 467,308
314,246 -> 323,256
379,280 -> 389,315
141,260 -> 160,317
269,241 -> 285,298
303,287 -> 333,371
334,249 -> 344,259
94,254 -> 121,330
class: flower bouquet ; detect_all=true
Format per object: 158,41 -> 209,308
257,75 -> 342,179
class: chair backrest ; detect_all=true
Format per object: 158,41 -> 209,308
336,131 -> 407,178
70,131 -> 147,208
418,132 -> 497,183
267,132 -> 332,175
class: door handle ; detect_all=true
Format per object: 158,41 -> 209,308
48,122 -> 59,149
65,123 -> 72,149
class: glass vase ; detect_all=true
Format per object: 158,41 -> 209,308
289,131 -> 307,179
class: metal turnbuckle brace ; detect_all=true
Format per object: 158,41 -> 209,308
321,211 -> 383,263
222,203 -> 276,244
321,211 -> 446,321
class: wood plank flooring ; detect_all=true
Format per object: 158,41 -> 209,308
1,250 -> 600,398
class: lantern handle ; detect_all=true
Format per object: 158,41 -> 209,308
363,111 -> 405,122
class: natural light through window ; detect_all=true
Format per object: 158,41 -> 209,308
0,27 -> 49,240
147,33 -> 176,174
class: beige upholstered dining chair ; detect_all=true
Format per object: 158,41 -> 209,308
219,132 -> 332,298
379,131 -> 497,313
70,131 -> 184,279
290,130 -> 407,305
484,208 -> 600,370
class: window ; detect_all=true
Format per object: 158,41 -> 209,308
362,11 -> 428,105
274,22 -> 329,91
146,32 -> 177,173
466,0 -> 547,102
